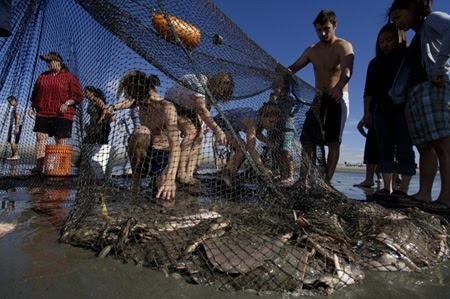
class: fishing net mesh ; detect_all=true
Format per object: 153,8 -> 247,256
1,0 -> 449,296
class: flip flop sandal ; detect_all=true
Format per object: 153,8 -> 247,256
353,182 -> 374,188
421,201 -> 450,213
371,189 -> 391,201
6,156 -> 20,160
392,196 -> 427,206
393,196 -> 427,208
178,177 -> 201,186
279,179 -> 295,187
388,190 -> 408,201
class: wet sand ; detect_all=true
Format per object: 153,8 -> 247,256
2,219 -> 450,299
0,170 -> 448,299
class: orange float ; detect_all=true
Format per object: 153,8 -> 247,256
152,13 -> 201,50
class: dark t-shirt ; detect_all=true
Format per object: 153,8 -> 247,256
84,102 -> 110,144
364,53 -> 404,108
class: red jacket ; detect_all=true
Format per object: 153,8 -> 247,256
30,69 -> 83,121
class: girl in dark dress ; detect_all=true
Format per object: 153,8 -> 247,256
363,23 -> 416,200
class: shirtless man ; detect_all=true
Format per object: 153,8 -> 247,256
288,10 -> 354,182
103,71 -> 180,201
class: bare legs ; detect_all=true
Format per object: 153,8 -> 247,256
127,126 -> 150,191
397,174 -> 412,194
279,151 -> 294,185
33,133 -> 66,172
34,132 -> 48,171
9,141 -> 19,159
354,164 -> 378,187
177,117 -> 201,184
416,136 -> 450,206
381,172 -> 394,192
433,136 -> 450,204
294,141 -> 316,190
185,135 -> 202,180
326,142 -> 340,181
411,143 -> 438,203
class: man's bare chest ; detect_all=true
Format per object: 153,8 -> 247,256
311,50 -> 340,70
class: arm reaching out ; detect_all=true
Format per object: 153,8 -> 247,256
243,117 -> 273,179
194,96 -> 226,144
99,98 -> 136,124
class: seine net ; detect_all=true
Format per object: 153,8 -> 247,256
1,0 -> 449,296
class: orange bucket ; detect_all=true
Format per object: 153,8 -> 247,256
44,145 -> 73,176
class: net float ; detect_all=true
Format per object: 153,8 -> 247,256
152,13 -> 201,50
213,33 -> 223,45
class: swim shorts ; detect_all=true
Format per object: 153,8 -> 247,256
33,117 -> 73,138
141,146 -> 170,178
406,82 -> 450,145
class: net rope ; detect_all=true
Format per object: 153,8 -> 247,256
1,0 -> 449,296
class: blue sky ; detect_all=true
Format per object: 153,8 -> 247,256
213,0 -> 448,164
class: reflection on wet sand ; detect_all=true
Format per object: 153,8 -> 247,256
0,171 -> 448,299
1,200 -> 15,211
0,222 -> 15,237
354,183 -> 378,200
4,159 -> 19,176
29,187 -> 71,228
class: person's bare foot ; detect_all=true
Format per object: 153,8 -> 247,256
291,179 -> 308,192
130,182 -> 140,192
30,167 -> 42,174
421,201 -> 450,213
406,193 -> 432,204
154,198 -> 175,208
6,156 -> 20,160
279,178 -> 295,187
179,177 -> 200,186
353,180 -> 374,188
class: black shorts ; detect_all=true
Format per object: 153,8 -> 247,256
300,110 -> 325,145
323,95 -> 343,144
33,116 -> 73,138
7,125 -> 22,143
363,127 -> 379,165
141,146 -> 170,178
300,94 -> 347,145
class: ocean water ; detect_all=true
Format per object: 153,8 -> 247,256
0,171 -> 448,299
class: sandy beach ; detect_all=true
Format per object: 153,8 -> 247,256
0,165 -> 446,298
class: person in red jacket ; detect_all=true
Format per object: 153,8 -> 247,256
29,52 -> 83,173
